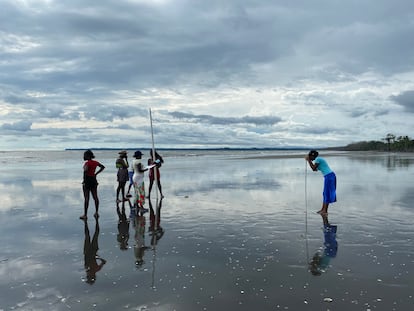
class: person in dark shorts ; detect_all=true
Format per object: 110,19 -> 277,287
81,150 -> 105,220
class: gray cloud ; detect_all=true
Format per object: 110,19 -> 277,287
82,104 -> 144,122
169,112 -> 282,126
390,90 -> 414,113
1,120 -> 32,132
0,0 -> 413,150
2,0 -> 411,92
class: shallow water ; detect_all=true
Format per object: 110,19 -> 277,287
0,150 -> 413,310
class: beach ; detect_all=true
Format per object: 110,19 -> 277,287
0,149 -> 413,310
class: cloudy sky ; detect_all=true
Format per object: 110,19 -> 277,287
1,0 -> 414,150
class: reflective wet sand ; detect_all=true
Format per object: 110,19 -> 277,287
0,150 -> 413,310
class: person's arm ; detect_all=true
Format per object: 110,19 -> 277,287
95,163 -> 105,176
83,162 -> 88,183
138,163 -> 148,173
305,155 -> 318,171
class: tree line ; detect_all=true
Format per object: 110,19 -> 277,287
339,134 -> 414,152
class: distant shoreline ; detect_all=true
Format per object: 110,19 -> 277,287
65,147 -> 319,151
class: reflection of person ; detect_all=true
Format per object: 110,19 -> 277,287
148,150 -> 164,198
81,150 -> 105,220
116,150 -> 129,203
133,213 -> 149,266
83,218 -> 106,284
305,150 -> 337,214
132,151 -> 148,211
148,198 -> 165,246
116,202 -> 130,251
309,214 -> 338,276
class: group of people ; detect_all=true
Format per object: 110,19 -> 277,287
81,148 -> 337,218
81,148 -> 338,277
80,149 -> 164,220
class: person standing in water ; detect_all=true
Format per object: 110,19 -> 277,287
81,149 -> 105,220
116,150 -> 129,203
132,150 -> 148,211
305,150 -> 337,215
147,150 -> 164,198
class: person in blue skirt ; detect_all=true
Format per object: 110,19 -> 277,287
305,150 -> 337,215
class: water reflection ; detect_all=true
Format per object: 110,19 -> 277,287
349,153 -> 414,169
133,212 -> 150,267
82,218 -> 106,284
116,202 -> 130,251
384,154 -> 414,169
309,214 -> 338,276
125,197 -> 165,268
149,198 -> 165,246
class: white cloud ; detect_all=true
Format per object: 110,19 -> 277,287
0,0 -> 413,150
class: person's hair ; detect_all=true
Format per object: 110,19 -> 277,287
84,149 -> 95,160
150,150 -> 164,163
308,150 -> 319,158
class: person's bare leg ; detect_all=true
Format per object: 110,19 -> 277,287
81,187 -> 89,219
157,180 -> 163,198
147,180 -> 154,198
317,203 -> 329,215
116,183 -> 121,202
120,182 -> 126,201
91,187 -> 100,218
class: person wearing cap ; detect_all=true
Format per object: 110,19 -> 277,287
132,150 -> 148,211
305,150 -> 337,215
81,150 -> 105,220
116,150 -> 129,203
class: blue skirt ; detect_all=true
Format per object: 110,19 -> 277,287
323,172 -> 337,204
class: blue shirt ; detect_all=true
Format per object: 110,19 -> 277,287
315,157 -> 333,176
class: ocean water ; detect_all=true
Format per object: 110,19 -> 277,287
0,150 -> 413,310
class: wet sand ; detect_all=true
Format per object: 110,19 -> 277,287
0,150 -> 413,310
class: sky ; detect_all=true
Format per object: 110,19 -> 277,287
1,0 -> 414,150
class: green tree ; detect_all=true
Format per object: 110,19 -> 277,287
383,133 -> 396,152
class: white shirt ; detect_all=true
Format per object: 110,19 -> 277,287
132,158 -> 144,184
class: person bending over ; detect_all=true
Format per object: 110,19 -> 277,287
305,150 -> 337,215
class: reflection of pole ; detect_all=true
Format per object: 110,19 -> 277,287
149,108 -> 158,290
304,160 -> 309,263
151,243 -> 156,289
149,108 -> 159,230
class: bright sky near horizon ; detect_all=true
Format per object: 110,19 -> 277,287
1,0 -> 414,150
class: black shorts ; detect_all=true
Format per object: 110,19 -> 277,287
83,176 -> 98,190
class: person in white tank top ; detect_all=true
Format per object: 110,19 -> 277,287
132,150 -> 148,210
